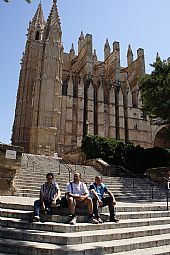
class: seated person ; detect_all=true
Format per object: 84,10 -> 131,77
66,172 -> 98,225
89,175 -> 119,223
33,172 -> 61,222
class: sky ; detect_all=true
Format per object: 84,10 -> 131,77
0,0 -> 170,144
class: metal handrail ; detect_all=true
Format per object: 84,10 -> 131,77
25,154 -> 36,170
115,165 -> 155,199
61,156 -> 87,184
59,160 -> 74,182
24,153 -> 86,184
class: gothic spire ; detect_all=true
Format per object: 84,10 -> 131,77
31,2 -> 46,28
104,38 -> 110,50
70,43 -> 75,55
79,31 -> 85,40
43,0 -> 62,41
93,49 -> 98,62
47,0 -> 61,31
104,38 -> 110,60
127,44 -> 133,65
127,44 -> 133,55
78,31 -> 85,53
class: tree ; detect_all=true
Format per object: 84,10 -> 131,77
3,0 -> 31,2
140,55 -> 170,127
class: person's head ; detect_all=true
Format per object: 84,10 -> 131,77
46,173 -> 54,184
95,176 -> 102,185
73,172 -> 81,183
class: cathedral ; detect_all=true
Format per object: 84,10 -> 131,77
11,0 -> 168,156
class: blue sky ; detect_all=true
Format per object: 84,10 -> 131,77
0,0 -> 170,144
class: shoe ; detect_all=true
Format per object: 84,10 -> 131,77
110,217 -> 119,223
32,216 -> 40,222
88,217 -> 99,224
97,217 -> 103,223
69,217 -> 77,225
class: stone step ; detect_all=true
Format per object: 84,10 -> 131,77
0,253 -> 19,255
1,223 -> 170,246
0,198 -> 168,212
2,207 -> 170,221
14,185 -> 161,194
107,244 -> 170,255
14,188 -> 165,198
1,232 -> 170,254
14,180 -> 164,189
13,191 -> 166,201
0,208 -> 34,220
2,216 -> 170,233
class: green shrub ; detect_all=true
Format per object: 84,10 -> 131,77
81,135 -> 170,175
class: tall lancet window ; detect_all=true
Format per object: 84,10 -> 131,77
35,31 -> 40,40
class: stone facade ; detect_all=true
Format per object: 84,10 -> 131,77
12,1 -> 168,156
0,143 -> 23,195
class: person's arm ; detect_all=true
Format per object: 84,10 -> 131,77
66,182 -> 76,198
51,189 -> 61,206
79,192 -> 88,201
79,183 -> 89,200
107,189 -> 116,205
90,184 -> 103,206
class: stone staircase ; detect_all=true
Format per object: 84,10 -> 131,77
1,196 -> 170,254
0,153 -> 170,254
13,154 -> 166,201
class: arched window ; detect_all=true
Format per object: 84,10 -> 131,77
35,31 -> 40,40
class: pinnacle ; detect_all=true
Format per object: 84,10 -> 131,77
104,38 -> 110,49
31,2 -> 45,28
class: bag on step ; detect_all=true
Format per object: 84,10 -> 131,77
60,181 -> 73,208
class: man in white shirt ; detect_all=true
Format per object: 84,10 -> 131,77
66,172 -> 98,225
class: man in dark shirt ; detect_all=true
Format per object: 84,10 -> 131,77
33,172 -> 61,222
89,175 -> 119,223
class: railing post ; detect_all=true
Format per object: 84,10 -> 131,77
69,171 -> 71,182
164,177 -> 169,211
166,187 -> 169,211
132,178 -> 135,192
58,163 -> 61,175
151,185 -> 154,200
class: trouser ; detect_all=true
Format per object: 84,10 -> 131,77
92,196 -> 116,219
34,199 -> 53,217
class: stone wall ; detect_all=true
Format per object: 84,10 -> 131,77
146,166 -> 170,185
0,143 -> 23,195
